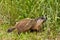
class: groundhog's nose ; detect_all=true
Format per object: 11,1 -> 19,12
41,15 -> 47,22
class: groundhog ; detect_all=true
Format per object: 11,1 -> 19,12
7,16 -> 47,34
7,18 -> 36,34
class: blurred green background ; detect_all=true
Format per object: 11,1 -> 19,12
0,0 -> 60,40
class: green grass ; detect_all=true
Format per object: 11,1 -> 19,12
0,24 -> 60,40
0,0 -> 60,40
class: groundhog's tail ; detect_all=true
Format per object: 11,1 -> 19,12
7,27 -> 16,33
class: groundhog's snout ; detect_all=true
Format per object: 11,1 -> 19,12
41,16 -> 47,22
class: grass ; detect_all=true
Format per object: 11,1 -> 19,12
0,24 -> 60,40
0,0 -> 60,40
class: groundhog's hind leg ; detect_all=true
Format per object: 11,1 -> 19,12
30,29 -> 40,32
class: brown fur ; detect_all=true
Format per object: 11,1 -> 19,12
7,16 -> 47,34
15,18 -> 36,34
7,18 -> 36,34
